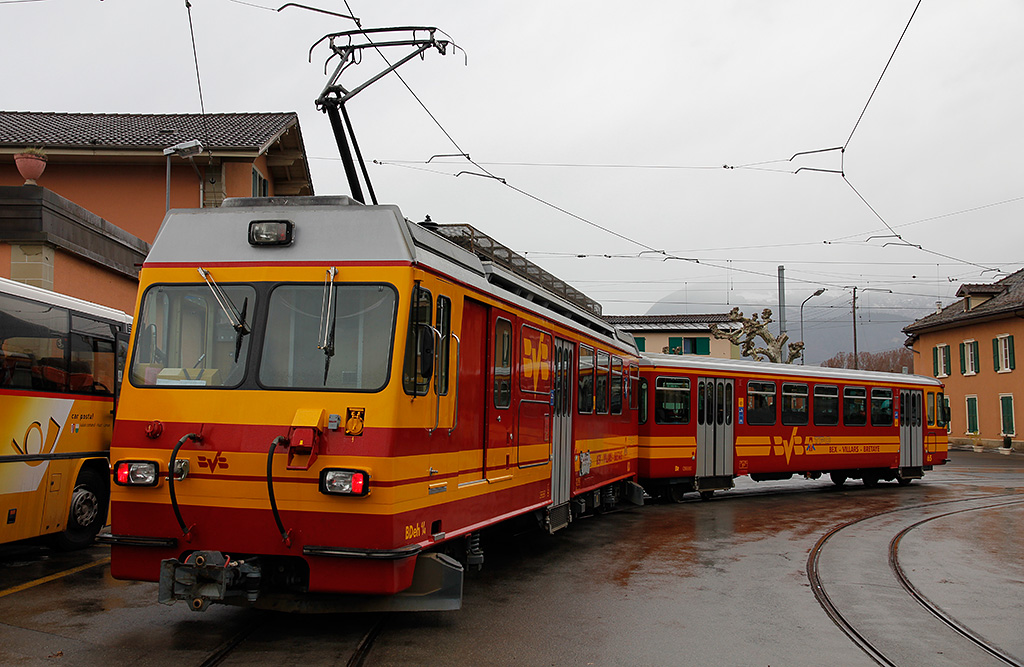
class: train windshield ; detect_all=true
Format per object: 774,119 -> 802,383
260,284 -> 397,391
130,284 -> 256,388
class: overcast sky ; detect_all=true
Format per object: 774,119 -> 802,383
4,0 -> 1023,362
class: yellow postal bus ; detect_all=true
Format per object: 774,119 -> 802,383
1,277 -> 131,549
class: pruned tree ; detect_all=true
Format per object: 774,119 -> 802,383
821,348 -> 914,373
709,307 -> 804,364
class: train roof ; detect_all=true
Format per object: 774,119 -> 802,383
0,276 -> 132,325
145,196 -> 635,351
639,352 -> 942,387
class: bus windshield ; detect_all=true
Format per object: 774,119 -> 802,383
130,284 -> 256,388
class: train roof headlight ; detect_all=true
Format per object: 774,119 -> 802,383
248,220 -> 294,246
319,469 -> 369,497
114,460 -> 159,487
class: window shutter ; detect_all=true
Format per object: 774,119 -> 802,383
959,342 -> 966,375
668,337 -> 682,355
933,346 -> 939,376
994,337 -> 1001,372
943,345 -> 951,376
972,341 -> 980,373
696,337 -> 710,355
636,337 -> 645,352
1010,335 -> 1016,370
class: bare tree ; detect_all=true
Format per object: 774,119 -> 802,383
820,348 -> 914,373
709,307 -> 804,364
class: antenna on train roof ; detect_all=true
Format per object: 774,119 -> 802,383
311,27 -> 453,205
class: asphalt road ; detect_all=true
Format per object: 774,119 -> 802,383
2,449 -> 1022,667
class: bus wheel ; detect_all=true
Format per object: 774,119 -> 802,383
50,469 -> 106,551
830,472 -> 847,487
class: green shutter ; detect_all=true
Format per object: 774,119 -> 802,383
933,346 -> 939,376
635,337 -> 645,352
1001,396 -> 1015,435
1009,335 -> 1016,370
695,337 -> 710,355
668,337 -> 682,355
959,342 -> 966,375
972,341 -> 980,374
966,397 -> 978,433
994,337 -> 1001,372
943,345 -> 951,376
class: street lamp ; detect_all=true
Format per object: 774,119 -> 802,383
800,288 -> 826,364
164,140 -> 204,212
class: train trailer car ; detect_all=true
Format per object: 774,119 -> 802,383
636,353 -> 950,501
104,196 -> 642,612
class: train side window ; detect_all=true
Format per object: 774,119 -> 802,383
402,286 -> 433,396
638,378 -> 648,425
814,385 -> 839,426
937,392 -> 948,427
629,364 -> 640,410
655,377 -> 690,424
578,345 -> 594,414
434,296 -> 451,396
782,383 -> 809,425
610,357 -> 623,414
926,392 -> 935,426
493,318 -> 512,408
595,350 -> 610,414
747,381 -> 776,425
843,386 -> 868,426
871,388 -> 894,426
716,381 -> 726,426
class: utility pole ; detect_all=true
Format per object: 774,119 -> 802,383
778,265 -> 787,339
852,286 -> 858,370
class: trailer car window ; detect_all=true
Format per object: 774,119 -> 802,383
844,386 -> 868,426
814,385 -> 839,426
747,381 -> 776,425
871,388 -> 893,426
610,357 -> 623,414
655,377 -> 690,424
782,383 -> 809,425
578,345 -> 594,414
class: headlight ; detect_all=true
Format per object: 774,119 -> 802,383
114,460 -> 159,486
319,469 -> 370,496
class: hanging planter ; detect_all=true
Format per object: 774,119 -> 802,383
14,148 -> 47,185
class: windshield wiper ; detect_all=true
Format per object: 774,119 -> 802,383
318,267 -> 338,385
198,267 -> 250,362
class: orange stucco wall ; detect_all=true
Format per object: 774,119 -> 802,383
914,318 -> 1024,446
53,251 -> 139,314
224,156 -> 272,199
0,243 -> 9,277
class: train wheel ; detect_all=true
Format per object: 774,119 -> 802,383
830,472 -> 847,487
699,490 -> 715,501
897,476 -> 913,486
49,468 -> 107,551
668,485 -> 688,504
862,473 -> 880,488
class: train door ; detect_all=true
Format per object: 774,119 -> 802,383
486,309 -> 516,480
900,389 -> 924,473
456,299 -> 488,485
551,338 -> 574,510
696,377 -> 735,493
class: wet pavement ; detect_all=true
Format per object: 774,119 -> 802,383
2,449 -> 1022,666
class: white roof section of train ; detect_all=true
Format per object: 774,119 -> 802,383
640,351 -> 941,387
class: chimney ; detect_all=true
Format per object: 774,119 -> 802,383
935,301 -> 942,314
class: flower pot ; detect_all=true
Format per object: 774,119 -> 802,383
14,153 -> 47,184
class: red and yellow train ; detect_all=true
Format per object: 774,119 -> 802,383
104,196 -> 948,612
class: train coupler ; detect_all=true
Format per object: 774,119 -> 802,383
159,551 -> 261,612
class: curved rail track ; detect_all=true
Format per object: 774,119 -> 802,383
807,492 -> 1024,667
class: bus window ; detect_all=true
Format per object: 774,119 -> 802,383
578,345 -> 594,414
655,377 -> 690,424
814,385 -> 839,426
782,383 -> 808,425
610,357 -> 623,414
747,381 -> 776,425
844,387 -> 868,426
871,388 -> 894,426
0,292 -> 68,392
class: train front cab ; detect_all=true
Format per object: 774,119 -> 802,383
106,201 -> 640,612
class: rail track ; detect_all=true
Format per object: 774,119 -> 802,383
807,492 -> 1024,667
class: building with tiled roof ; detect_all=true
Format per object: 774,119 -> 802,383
605,313 -> 740,358
903,269 -> 1024,451
0,111 -> 315,312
